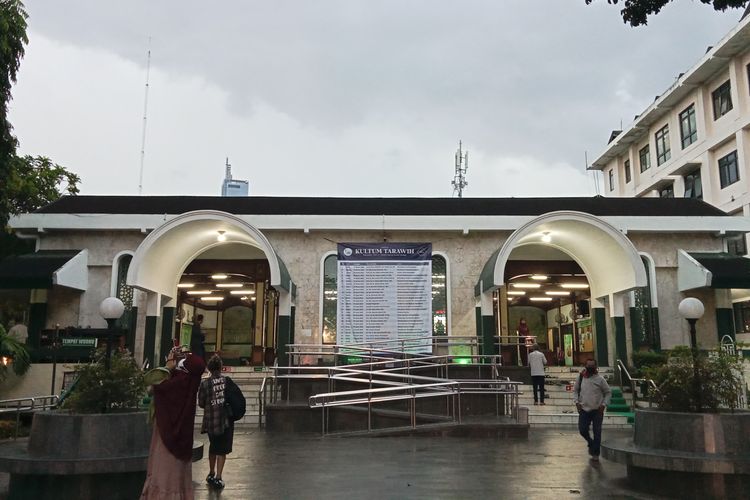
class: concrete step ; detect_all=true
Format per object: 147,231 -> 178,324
528,412 -> 631,428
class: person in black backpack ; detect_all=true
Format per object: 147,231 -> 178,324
198,354 -> 234,489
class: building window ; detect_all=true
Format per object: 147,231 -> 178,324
679,104 -> 697,149
321,253 -> 449,344
733,300 -> 750,334
624,160 -> 631,183
659,184 -> 674,198
727,235 -> 747,256
683,169 -> 702,200
639,145 -> 651,172
718,150 -> 739,188
712,80 -> 733,119
655,125 -> 670,166
608,169 -> 614,191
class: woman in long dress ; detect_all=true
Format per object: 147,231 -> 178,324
141,347 -> 206,499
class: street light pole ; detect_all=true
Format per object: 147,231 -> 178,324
99,297 -> 125,371
678,297 -> 705,412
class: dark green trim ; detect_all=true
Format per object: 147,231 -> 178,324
716,308 -> 735,342
277,315 -> 292,367
144,316 -> 157,369
125,307 -> 138,354
614,316 -> 627,364
481,315 -> 496,357
28,302 -> 47,350
475,306 -> 481,338
593,308 -> 608,366
651,308 -> 661,351
628,307 -> 642,352
159,307 -> 175,363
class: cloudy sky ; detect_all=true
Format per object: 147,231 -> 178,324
7,1 -> 742,197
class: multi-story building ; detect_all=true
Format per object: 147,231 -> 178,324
591,14 -> 750,337
221,159 -> 250,197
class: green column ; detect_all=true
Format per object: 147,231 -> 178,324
28,302 -> 47,351
475,305 -> 496,359
144,316 -> 157,369
276,315 -> 292,367
614,316 -> 627,364
160,307 -> 175,363
716,308 -> 735,342
593,308 -> 608,366
651,308 -> 661,351
125,307 -> 138,354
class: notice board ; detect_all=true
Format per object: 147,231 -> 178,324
337,242 -> 432,354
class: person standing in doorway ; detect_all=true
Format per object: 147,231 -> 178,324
528,344 -> 547,405
199,354 -> 235,490
573,358 -> 611,461
190,314 -> 205,360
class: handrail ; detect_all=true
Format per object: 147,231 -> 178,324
0,395 -> 59,439
615,359 -> 658,408
258,377 -> 267,428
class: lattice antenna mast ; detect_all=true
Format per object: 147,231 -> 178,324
451,141 -> 469,198
138,38 -> 152,195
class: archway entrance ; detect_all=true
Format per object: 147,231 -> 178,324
127,210 -> 295,367
477,211 -> 647,366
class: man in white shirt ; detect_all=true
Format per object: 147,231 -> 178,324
527,344 -> 547,405
8,318 -> 28,344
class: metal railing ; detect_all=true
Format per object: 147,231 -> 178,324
0,395 -> 59,439
269,343 -> 522,435
615,359 -> 658,408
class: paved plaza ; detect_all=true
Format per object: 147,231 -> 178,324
0,427 -> 674,499
183,428 -> 664,500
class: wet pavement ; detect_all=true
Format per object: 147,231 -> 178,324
188,427 -> 667,500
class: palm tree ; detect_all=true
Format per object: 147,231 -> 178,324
0,324 -> 31,381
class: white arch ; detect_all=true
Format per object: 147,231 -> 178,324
127,210 -> 288,299
492,211 -> 646,299
110,250 -> 135,297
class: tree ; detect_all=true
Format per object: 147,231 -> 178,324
586,0 -> 748,27
0,1 -> 80,233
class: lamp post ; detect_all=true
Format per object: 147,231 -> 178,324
99,297 -> 125,370
678,297 -> 705,412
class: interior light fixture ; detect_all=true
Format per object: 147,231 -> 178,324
251,296 -> 256,301
240,296 -> 248,300
211,274 -> 228,280
177,283 -> 195,288
541,231 -> 552,243
187,290 -> 213,295
545,291 -> 570,296
217,283 -> 243,288
507,297 -> 514,301
216,231 -> 226,242
561,283 -> 589,289
201,296 -> 224,302
529,297 -> 553,302
530,275 -> 548,280
230,289 -> 256,295
507,291 -> 526,296
511,283 -> 541,289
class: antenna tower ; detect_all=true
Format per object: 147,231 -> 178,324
451,141 -> 469,198
225,157 -> 232,180
138,38 -> 152,195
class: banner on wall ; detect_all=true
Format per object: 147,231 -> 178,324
336,242 -> 432,354
564,333 -> 574,367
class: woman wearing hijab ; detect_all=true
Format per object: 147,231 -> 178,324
141,347 -> 206,499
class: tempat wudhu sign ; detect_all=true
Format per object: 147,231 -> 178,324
336,243 -> 432,353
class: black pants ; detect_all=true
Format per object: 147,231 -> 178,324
578,409 -> 604,456
531,375 -> 545,403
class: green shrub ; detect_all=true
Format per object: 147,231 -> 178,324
61,348 -> 146,413
631,350 -> 667,370
0,324 -> 31,382
0,419 -> 29,439
644,346 -> 745,413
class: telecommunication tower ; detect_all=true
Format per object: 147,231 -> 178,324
451,141 -> 469,198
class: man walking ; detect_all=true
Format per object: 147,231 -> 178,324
573,358 -> 611,461
528,344 -> 547,405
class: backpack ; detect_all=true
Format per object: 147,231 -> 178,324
224,376 -> 246,421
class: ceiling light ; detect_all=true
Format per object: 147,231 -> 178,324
561,283 -> 589,289
545,291 -> 570,296
508,291 -> 526,296
216,231 -> 226,242
177,283 -> 195,288
531,275 -> 548,280
217,283 -> 243,288
240,296 -> 248,300
251,296 -> 256,301
211,274 -> 228,280
187,290 -> 213,295
230,289 -> 256,295
511,283 -> 541,289
530,297 -> 553,302
507,297 -> 513,301
201,296 -> 224,302
541,231 -> 552,243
